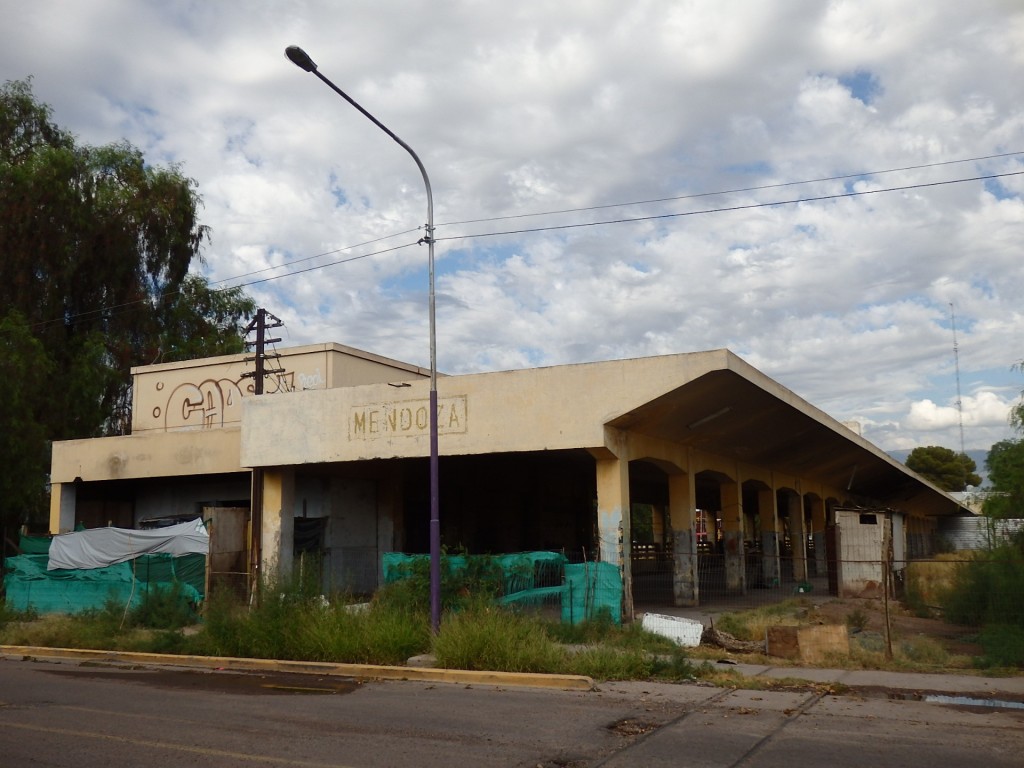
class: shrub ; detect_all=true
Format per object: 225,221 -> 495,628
940,542 -> 1024,628
976,625 -> 1024,668
131,582 -> 196,630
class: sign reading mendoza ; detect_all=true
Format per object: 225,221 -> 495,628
350,396 -> 468,439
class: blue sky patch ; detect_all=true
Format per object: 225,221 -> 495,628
838,70 -> 882,105
984,177 -> 1017,200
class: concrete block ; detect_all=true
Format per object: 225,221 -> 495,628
766,624 -> 849,663
640,613 -> 704,647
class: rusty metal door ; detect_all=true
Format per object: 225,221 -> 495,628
202,506 -> 249,600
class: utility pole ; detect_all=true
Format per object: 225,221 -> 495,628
242,308 -> 284,396
241,308 -> 284,602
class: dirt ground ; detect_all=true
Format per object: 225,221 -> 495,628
810,596 -> 984,658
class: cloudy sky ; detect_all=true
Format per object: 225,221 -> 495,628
4,0 -> 1024,457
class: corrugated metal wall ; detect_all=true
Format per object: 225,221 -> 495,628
938,516 -> 1024,551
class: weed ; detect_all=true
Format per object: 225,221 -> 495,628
845,608 -> 868,632
897,635 -> 950,666
0,599 -> 36,630
567,645 -> 654,680
715,599 -> 806,641
544,611 -> 620,645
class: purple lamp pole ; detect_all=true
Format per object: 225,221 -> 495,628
285,45 -> 442,633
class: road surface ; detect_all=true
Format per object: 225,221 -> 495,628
1,657 -> 1021,767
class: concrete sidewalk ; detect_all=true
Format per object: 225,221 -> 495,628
3,644 -> 1022,699
716,660 -> 1024,698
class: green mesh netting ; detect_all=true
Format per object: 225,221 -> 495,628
2,552 -> 204,615
17,534 -> 52,555
381,552 -> 622,623
561,562 -> 623,625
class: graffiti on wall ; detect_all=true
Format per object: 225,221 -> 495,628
152,368 -> 322,431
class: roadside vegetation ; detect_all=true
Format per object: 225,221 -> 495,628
935,531 -> 1024,668
4,542 -> 1023,680
0,562 -> 696,683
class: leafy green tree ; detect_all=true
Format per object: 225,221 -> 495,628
905,445 -> 981,491
0,312 -> 53,532
984,439 -> 1024,519
0,78 -> 255,532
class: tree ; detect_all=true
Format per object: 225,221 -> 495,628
0,312 -> 52,533
983,439 -> 1024,519
905,445 -> 981,491
0,79 -> 255,532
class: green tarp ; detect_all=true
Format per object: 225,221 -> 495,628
2,551 -> 205,615
561,562 -> 622,625
381,552 -> 622,624
17,535 -> 52,555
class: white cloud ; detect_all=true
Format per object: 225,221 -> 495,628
3,0 -> 1024,452
906,391 -> 1014,431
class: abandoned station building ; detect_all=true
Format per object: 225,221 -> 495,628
48,343 -> 965,613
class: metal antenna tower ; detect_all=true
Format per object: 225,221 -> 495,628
950,302 -> 967,459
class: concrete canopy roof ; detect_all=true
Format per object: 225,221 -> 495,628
605,352 -> 964,518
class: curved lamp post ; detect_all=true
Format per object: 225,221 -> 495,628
285,45 -> 442,632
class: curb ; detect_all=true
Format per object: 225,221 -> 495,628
0,645 -> 595,692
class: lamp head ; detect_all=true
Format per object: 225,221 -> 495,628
285,45 -> 317,73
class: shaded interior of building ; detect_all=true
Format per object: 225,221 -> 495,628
61,446 -> 909,609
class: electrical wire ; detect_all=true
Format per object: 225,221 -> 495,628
435,150 -> 1024,228
434,170 -> 1024,242
8,157 -> 1023,336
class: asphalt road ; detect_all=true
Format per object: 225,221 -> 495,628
1,657 -> 1022,767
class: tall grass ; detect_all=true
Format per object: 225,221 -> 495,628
938,533 -> 1024,668
714,598 -> 810,640
432,600 -> 565,673
431,601 -> 694,680
3,563 -> 699,681
185,578 -> 431,665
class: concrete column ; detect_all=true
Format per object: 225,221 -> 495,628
758,487 -> 780,588
595,456 -> 631,619
48,482 -> 77,534
721,481 -> 745,593
260,467 -> 296,581
809,496 -> 827,577
790,493 -> 808,581
668,471 -> 698,606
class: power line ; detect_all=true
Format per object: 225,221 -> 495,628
21,239 -> 421,336
434,170 -> 1024,243
11,162 -> 1023,336
435,150 -> 1024,228
205,227 -> 421,289
207,149 -> 1024,291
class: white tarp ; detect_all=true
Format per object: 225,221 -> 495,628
48,520 -> 209,571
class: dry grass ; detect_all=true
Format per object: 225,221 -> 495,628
691,596 -> 983,674
905,554 -> 970,608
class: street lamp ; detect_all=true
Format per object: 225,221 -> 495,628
285,45 -> 442,633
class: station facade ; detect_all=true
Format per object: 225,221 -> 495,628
49,344 -> 964,611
